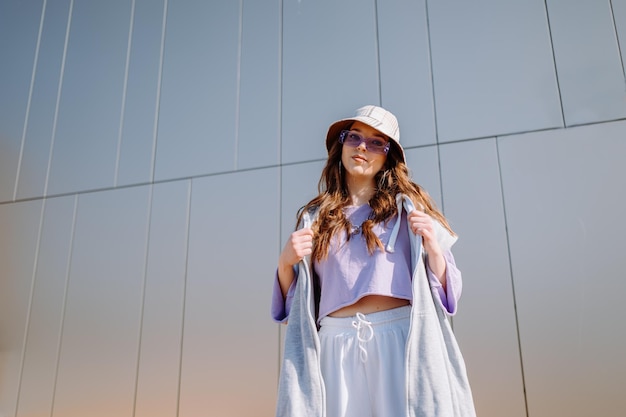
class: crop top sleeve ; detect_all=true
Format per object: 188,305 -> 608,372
425,250 -> 462,315
271,265 -> 297,323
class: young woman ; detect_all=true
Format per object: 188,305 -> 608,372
271,105 -> 475,417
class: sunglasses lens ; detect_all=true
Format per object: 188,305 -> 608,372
343,131 -> 363,147
340,130 -> 389,155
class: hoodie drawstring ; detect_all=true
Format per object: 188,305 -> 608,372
386,194 -> 406,253
386,194 -> 423,253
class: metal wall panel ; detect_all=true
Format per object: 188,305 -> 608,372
47,0 -> 132,195
378,0 -> 437,147
405,145 -> 442,208
134,181 -> 190,417
428,0 -> 563,142
116,0 -> 165,187
546,0 -> 626,125
155,0 -> 239,181
15,0 -> 72,200
52,186 -> 151,417
614,0 -> 626,77
0,0 -> 42,202
0,199 -> 42,417
498,121 -> 626,417
440,139 -> 527,417
16,196 -> 76,417
280,160 -> 325,245
282,0 -> 380,164
237,0 -> 281,170
180,169 -> 280,416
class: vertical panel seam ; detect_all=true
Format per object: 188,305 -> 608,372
14,0 -> 48,201
151,0 -> 168,183
131,184 -> 154,417
44,0 -> 75,197
234,0 -> 243,170
277,0 -> 283,167
373,0 -> 382,104
424,0 -> 439,145
495,137 -> 530,417
609,0 -> 626,81
424,0 -> 447,249
277,0 -> 284,380
175,179 -> 193,417
13,198 -> 47,417
114,0 -> 137,187
542,0 -> 567,128
50,194 -> 79,417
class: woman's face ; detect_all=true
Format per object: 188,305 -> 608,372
340,121 -> 388,183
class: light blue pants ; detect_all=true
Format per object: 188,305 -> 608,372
319,305 -> 411,417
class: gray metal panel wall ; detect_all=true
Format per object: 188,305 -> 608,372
498,121 -> 626,417
46,0 -> 132,195
16,196 -> 76,417
405,146 -> 443,207
0,200 -> 42,417
547,0 -> 626,125
428,0 -> 563,141
134,181 -> 190,417
0,0 -> 43,202
280,161 -> 326,245
440,139 -> 526,417
614,0 -> 626,75
154,0 -> 239,181
237,0 -> 281,170
51,186 -> 151,417
15,0 -> 71,200
116,0 -> 165,187
180,169 -> 279,416
378,0 -> 437,147
281,0 -> 380,164
2,1 -> 626,416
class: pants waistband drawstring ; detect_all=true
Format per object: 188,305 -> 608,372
351,312 -> 374,362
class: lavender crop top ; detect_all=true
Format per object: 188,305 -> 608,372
314,204 -> 412,319
271,204 -> 462,323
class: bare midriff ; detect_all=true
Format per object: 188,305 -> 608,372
328,295 -> 410,318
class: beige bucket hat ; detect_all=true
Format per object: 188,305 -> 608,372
325,105 -> 405,162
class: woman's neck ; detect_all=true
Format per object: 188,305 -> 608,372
346,178 -> 376,206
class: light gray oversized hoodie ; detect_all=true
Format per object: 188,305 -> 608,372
276,194 -> 476,417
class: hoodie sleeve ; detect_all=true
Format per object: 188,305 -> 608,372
426,250 -> 462,315
271,265 -> 299,323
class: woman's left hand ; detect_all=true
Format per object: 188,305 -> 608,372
408,209 -> 441,256
408,209 -> 446,285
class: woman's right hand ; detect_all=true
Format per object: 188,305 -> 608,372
277,227 -> 314,299
279,227 -> 314,269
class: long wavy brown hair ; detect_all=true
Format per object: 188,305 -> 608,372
296,130 -> 456,262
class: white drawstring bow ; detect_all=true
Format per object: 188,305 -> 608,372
352,312 -> 374,362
